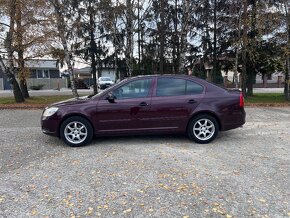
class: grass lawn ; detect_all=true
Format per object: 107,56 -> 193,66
0,95 -> 73,105
245,93 -> 289,104
0,93 -> 289,106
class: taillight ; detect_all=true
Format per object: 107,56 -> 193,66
239,93 -> 244,107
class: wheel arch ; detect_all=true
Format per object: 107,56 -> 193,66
187,111 -> 221,132
58,113 -> 95,138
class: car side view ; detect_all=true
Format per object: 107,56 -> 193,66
41,75 -> 246,147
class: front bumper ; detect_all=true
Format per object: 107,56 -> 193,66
41,116 -> 60,137
99,83 -> 112,89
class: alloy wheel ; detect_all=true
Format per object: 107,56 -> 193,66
64,121 -> 88,145
193,118 -> 215,141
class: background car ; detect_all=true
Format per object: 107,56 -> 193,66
98,77 -> 114,89
41,75 -> 246,147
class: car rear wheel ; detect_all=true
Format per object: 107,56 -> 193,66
60,116 -> 93,147
188,114 -> 219,144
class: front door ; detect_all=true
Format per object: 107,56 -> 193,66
96,78 -> 153,133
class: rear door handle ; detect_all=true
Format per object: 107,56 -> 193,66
139,102 -> 148,107
188,99 -> 196,104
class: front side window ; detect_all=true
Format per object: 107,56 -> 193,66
113,78 -> 152,99
157,78 -> 203,97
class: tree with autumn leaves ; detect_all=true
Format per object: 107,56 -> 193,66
0,0 -> 289,102
0,0 -> 64,101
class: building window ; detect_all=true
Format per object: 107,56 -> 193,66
36,69 -> 50,79
43,70 -> 49,78
37,70 -> 43,78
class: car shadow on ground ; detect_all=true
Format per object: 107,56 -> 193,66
43,131 -> 235,149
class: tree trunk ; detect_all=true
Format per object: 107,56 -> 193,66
3,0 -> 24,103
171,0 -> 179,74
126,0 -> 133,77
234,48 -> 239,88
246,67 -> 254,96
137,0 -> 141,73
284,0 -> 290,100
89,10 -> 98,95
212,0 -> 218,83
234,9 -> 242,89
0,57 -> 24,103
241,0 -> 248,96
246,0 -> 257,97
49,0 -> 78,97
20,80 -> 29,98
15,0 -> 29,98
159,0 -> 165,74
113,17 -> 119,81
262,73 -> 267,88
178,0 -> 190,74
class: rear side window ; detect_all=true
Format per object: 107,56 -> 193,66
186,80 -> 204,95
157,78 -> 203,97
157,78 -> 185,96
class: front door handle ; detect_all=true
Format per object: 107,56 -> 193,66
188,99 -> 196,104
139,102 -> 148,107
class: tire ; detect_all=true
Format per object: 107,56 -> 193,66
187,114 -> 219,144
60,116 -> 93,147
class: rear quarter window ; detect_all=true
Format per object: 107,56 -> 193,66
186,80 -> 203,95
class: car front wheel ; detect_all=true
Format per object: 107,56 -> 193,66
188,114 -> 219,144
60,116 -> 93,147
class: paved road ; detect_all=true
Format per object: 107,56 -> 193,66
0,87 -> 285,97
0,108 -> 289,217
0,88 -> 93,97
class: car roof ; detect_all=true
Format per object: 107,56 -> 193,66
131,74 -> 196,79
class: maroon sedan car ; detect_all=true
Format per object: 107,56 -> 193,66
41,75 -> 246,147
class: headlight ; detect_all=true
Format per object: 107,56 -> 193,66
43,107 -> 59,117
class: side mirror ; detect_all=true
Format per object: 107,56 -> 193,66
106,93 -> 116,103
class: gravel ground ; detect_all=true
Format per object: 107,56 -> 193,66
0,108 -> 289,217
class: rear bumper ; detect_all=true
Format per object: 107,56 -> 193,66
221,108 -> 246,131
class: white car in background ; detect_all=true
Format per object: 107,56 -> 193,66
98,77 -> 114,89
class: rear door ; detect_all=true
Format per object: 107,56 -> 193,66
149,77 -> 204,131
